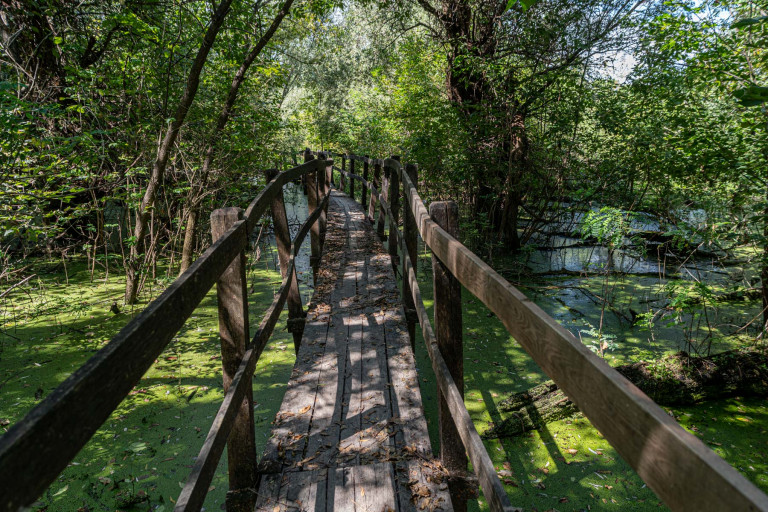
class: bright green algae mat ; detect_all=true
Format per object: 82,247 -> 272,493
2,251 -> 766,511
0,256 -> 297,511
408,256 -> 768,512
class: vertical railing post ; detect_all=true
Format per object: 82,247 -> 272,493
402,163 -> 418,350
304,151 -> 320,284
387,156 -> 401,274
341,154 -> 346,191
265,169 -> 305,353
430,200 -> 467,512
369,158 -> 380,224
323,158 -> 333,244
210,207 -> 257,512
362,156 -> 369,211
349,157 -> 356,199
317,156 -> 328,249
377,160 -> 388,240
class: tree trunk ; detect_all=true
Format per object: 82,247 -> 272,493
762,180 -> 768,332
484,350 -> 768,438
176,0 -> 295,277
123,0 -> 234,304
179,207 -> 197,274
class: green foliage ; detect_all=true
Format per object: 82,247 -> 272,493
581,207 -> 636,249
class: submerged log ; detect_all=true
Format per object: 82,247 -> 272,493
483,350 -> 768,438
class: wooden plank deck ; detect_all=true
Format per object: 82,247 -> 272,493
256,191 -> 452,511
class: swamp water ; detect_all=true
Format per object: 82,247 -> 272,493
1,187 -> 765,511
409,210 -> 766,511
0,183 -> 312,512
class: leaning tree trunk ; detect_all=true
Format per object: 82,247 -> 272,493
483,350 -> 768,438
762,179 -> 768,332
124,0 -> 234,304
178,0 -> 295,274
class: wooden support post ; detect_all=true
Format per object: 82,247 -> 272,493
317,158 -> 327,249
349,157 -> 356,199
323,158 -> 333,243
402,163 -> 418,350
210,207 -> 257,511
430,200 -> 467,512
377,161 -> 388,240
362,156 -> 369,211
265,169 -> 305,353
387,156 -> 401,274
369,159 -> 380,224
341,154 -> 347,191
305,152 -> 320,285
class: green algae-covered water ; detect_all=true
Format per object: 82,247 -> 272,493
408,238 -> 767,511
0,185 -> 314,511
2,192 -> 765,511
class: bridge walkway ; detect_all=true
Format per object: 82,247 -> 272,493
254,191 -> 452,511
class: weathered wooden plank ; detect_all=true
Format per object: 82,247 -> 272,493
386,158 -> 400,273
305,154 -> 321,284
395,459 -> 452,512
402,163 -> 418,349
175,259 -> 295,511
400,247 -> 519,512
334,466 -> 356,512
398,161 -> 768,511
259,193 -> 347,472
368,159 -> 380,223
303,200 -> 356,469
430,201 -> 467,512
377,163 -> 389,240
0,218 -> 248,512
362,156 -> 369,210
253,472 -> 282,512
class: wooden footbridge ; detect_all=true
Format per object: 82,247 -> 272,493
2,151 -> 768,512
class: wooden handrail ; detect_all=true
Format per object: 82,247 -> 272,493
338,152 -> 768,512
0,160 -> 327,512
176,191 -> 330,511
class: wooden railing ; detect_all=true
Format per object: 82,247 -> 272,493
331,150 -> 768,512
0,154 -> 334,512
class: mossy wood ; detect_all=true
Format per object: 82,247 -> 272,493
485,350 -> 768,438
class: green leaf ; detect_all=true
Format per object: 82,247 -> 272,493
733,85 -> 768,106
732,16 -> 768,29
506,0 -> 537,11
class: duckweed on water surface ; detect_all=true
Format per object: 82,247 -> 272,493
409,250 -> 767,511
0,256 -> 297,511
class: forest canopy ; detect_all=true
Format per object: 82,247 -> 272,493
1,0 -> 766,325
